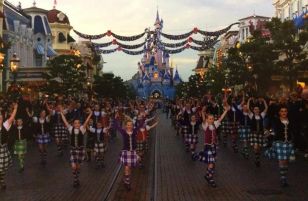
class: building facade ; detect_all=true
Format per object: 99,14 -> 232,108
273,0 -> 308,20
238,15 -> 270,43
2,1 -> 34,91
47,8 -> 75,55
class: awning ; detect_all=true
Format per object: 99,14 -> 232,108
47,46 -> 57,57
67,34 -> 75,43
35,44 -> 45,55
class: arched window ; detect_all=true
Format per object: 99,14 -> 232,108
58,32 -> 66,43
34,16 -> 45,34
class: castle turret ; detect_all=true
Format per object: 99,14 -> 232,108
162,71 -> 171,86
142,72 -> 151,87
173,68 -> 182,86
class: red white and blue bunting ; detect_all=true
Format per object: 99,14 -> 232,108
74,22 -> 237,54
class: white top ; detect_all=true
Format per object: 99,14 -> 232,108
89,126 -> 108,133
33,116 -> 50,123
0,120 -> 11,131
202,121 -> 220,131
249,112 -> 266,120
68,125 -> 86,135
140,125 -> 151,132
52,110 -> 67,115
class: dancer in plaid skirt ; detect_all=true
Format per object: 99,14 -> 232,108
113,113 -> 144,191
60,107 -> 92,188
247,98 -> 268,167
33,110 -> 51,165
135,115 -> 158,167
48,104 -> 69,156
187,113 -> 202,157
178,105 -> 191,152
0,103 -> 17,190
193,105 -> 229,188
264,106 -> 295,187
238,97 -> 252,159
89,122 -> 109,169
13,117 -> 28,172
227,100 -> 241,153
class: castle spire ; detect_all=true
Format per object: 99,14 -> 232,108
154,9 -> 160,26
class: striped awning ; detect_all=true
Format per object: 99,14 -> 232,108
47,46 -> 57,57
35,44 -> 45,55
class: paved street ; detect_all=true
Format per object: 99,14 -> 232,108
1,112 -> 308,201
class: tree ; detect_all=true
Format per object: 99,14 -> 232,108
93,73 -> 134,99
43,55 -> 87,95
266,18 -> 308,88
204,65 -> 226,95
222,28 -> 280,95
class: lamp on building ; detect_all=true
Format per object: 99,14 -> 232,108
10,53 -> 20,83
8,53 -> 21,100
0,52 -> 5,70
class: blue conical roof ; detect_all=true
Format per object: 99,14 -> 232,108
173,69 -> 181,82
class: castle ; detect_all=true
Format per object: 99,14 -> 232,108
130,12 -> 181,100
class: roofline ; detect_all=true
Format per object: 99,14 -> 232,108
239,15 -> 271,21
23,7 -> 49,14
4,0 -> 30,20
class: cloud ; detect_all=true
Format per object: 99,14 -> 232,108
13,0 -> 274,81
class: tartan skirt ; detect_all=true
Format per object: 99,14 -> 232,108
187,134 -> 198,145
195,144 -> 217,164
264,141 -> 295,161
70,147 -> 85,165
53,124 -> 68,141
249,132 -> 267,147
119,150 -> 140,167
238,126 -> 251,141
136,141 -> 146,153
221,121 -> 231,135
94,143 -> 105,154
86,136 -> 95,149
228,122 -> 239,135
36,134 -> 51,144
14,140 -> 27,155
0,144 -> 12,172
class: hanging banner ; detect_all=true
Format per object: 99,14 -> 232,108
160,40 -> 187,48
97,48 -> 118,54
163,46 -> 187,54
111,32 -> 146,41
190,36 -> 219,46
117,41 -> 146,49
160,31 -> 193,40
197,22 -> 239,36
190,45 -> 207,51
74,30 -> 107,40
92,41 -> 113,48
122,49 -> 146,55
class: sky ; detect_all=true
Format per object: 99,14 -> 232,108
11,0 -> 274,81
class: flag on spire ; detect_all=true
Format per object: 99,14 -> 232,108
53,0 -> 57,9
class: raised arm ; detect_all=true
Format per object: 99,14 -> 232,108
261,98 -> 268,114
217,105 -> 230,122
148,119 -> 159,130
145,115 -> 156,124
7,103 -> 18,125
60,107 -> 70,128
82,110 -> 93,128
247,98 -> 253,114
201,106 -> 207,123
26,107 -> 33,118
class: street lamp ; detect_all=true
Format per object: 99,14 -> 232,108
10,53 -> 20,83
0,52 -> 5,69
